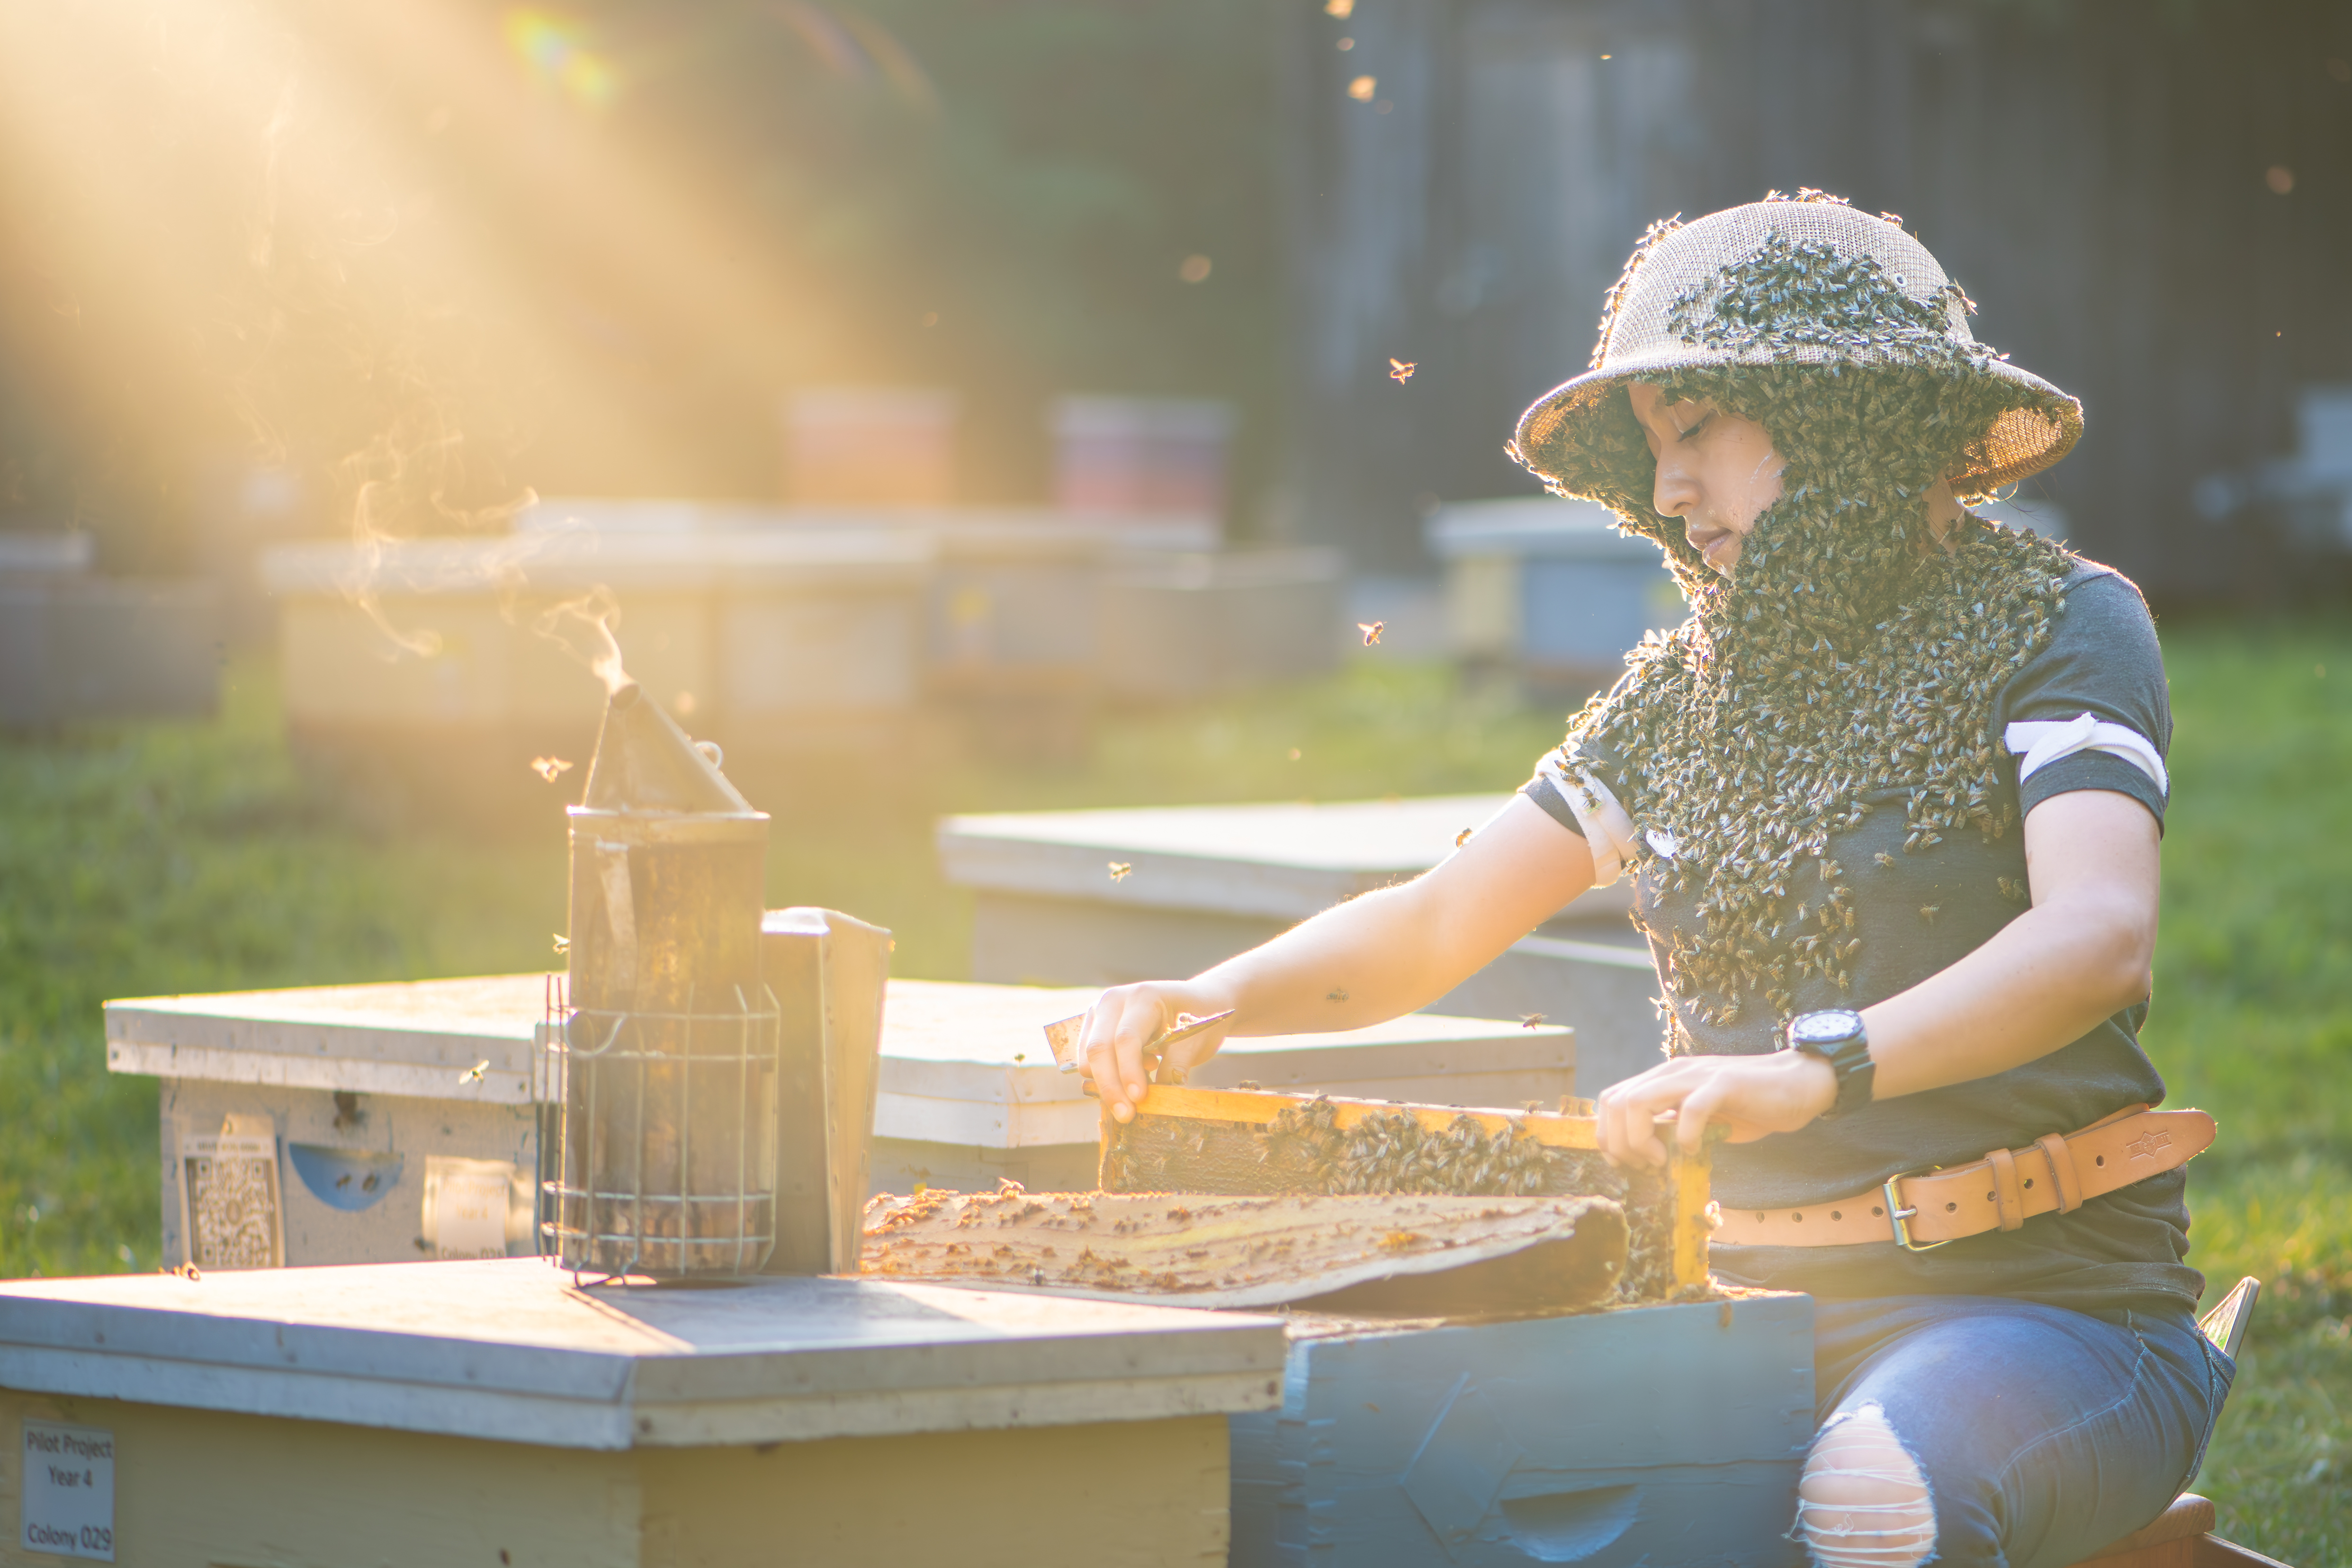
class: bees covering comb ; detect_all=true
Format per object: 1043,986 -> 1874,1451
860,1186 -> 1628,1315
1097,1084 -> 1713,1300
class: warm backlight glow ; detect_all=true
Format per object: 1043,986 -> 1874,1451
503,9 -> 617,110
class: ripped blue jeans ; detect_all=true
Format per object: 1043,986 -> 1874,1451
1806,1296 -> 2235,1568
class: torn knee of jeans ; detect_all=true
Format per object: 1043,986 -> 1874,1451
1794,1401 -> 1936,1568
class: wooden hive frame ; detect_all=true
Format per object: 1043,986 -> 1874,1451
1098,1085 -> 1714,1298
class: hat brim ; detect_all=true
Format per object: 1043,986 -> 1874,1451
1513,349 -> 2083,502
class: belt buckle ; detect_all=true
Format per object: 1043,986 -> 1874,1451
1882,1168 -> 1951,1252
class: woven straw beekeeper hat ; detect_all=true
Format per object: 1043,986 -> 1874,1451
1514,195 -> 2082,499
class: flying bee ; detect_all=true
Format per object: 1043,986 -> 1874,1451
530,756 -> 575,784
1108,862 -> 1133,882
458,1059 -> 489,1085
1358,621 -> 1385,646
1456,827 -> 1473,847
1388,357 -> 1417,382
1919,905 -> 1940,925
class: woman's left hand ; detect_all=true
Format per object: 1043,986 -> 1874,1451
1595,1048 -> 1839,1168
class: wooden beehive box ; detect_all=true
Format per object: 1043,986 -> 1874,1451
1229,1292 -> 1813,1568
1097,1085 -> 1713,1301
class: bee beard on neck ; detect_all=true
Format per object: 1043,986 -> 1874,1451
1562,386 -> 2072,1032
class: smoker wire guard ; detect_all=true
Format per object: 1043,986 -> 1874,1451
535,972 -> 785,1279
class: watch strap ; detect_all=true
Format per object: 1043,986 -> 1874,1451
1787,1012 -> 1874,1118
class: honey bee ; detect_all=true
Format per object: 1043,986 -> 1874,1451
1388,358 -> 1417,382
1108,862 -> 1133,882
1455,827 -> 1473,847
1519,1013 -> 1546,1028
530,756 -> 575,783
1358,621 -> 1385,646
458,1059 -> 489,1085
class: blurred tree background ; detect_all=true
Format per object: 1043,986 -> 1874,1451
0,0 -> 1285,568
8,0 -> 2352,599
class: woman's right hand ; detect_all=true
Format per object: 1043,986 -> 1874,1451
1077,980 -> 1240,1125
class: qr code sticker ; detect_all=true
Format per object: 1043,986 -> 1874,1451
181,1121 -> 282,1270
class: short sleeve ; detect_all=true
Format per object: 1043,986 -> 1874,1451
1992,564 -> 2172,831
1521,734 -> 1641,842
1522,765 -> 1587,838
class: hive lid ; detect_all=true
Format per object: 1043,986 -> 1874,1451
578,682 -> 758,816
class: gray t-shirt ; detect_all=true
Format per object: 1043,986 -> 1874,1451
1524,560 -> 2201,1313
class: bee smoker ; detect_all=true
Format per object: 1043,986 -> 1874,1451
544,681 -> 777,1277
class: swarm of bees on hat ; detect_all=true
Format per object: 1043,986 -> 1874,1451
1514,193 -> 2081,1045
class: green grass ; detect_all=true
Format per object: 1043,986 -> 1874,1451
1,627 -> 2347,1561
2140,623 -> 2352,1564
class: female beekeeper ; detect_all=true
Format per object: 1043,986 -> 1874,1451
1075,193 -> 2230,1568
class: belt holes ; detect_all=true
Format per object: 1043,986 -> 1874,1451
2094,1154 -> 2106,1166
2023,1178 -> 2034,1189
1792,1212 -> 1804,1222
1944,1201 -> 1958,1212
1830,1210 -> 1842,1221
1754,1212 -> 1767,1223
1871,1204 -> 1884,1217
1986,1190 -> 1996,1201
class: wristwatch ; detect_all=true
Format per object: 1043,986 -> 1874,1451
1785,1009 -> 1876,1119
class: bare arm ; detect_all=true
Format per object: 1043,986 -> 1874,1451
1079,794 -> 1598,1122
1596,788 -> 2162,1165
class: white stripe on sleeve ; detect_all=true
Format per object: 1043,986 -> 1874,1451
1535,753 -> 1647,885
2003,712 -> 2169,796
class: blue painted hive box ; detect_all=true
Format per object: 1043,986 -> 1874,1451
1230,1291 -> 1814,1567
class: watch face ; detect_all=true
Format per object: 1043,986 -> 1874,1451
1791,1010 -> 1864,1046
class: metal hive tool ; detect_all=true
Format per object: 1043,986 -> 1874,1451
1095,1084 -> 1714,1300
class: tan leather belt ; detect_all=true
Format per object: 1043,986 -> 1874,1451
1711,1105 -> 2215,1251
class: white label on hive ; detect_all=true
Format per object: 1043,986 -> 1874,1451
21,1421 -> 115,1561
422,1156 -> 523,1259
178,1114 -> 283,1270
